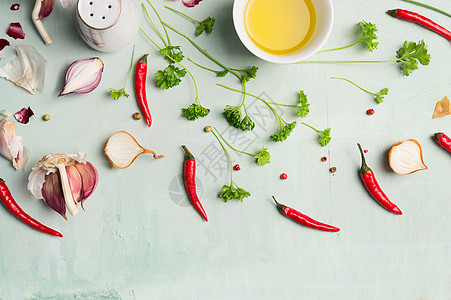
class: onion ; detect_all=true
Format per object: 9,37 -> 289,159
389,139 -> 427,175
58,58 -> 104,97
105,131 -> 164,169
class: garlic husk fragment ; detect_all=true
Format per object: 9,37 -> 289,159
0,45 -> 47,94
389,139 -> 427,175
0,117 -> 30,170
105,131 -> 164,169
28,152 -> 98,219
58,57 -> 104,97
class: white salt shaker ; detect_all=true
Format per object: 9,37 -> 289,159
76,0 -> 139,52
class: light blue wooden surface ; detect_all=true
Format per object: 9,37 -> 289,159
0,0 -> 450,299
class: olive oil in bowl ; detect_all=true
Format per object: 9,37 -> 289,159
244,0 -> 316,55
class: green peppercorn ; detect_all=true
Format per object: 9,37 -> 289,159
204,126 -> 212,132
42,114 -> 50,121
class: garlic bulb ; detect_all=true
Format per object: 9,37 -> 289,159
389,139 -> 427,175
105,131 -> 164,169
27,152 -> 98,220
0,117 -> 30,170
58,57 -> 104,97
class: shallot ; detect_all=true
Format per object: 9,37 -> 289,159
58,58 -> 104,97
389,139 -> 427,175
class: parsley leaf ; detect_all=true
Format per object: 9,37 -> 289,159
155,65 -> 187,90
319,128 -> 331,146
110,87 -> 129,100
159,46 -> 184,63
375,88 -> 389,104
297,90 -> 310,117
240,115 -> 255,131
224,106 -> 242,128
254,147 -> 271,166
270,121 -> 297,143
181,103 -> 210,121
219,185 -> 251,202
196,17 -> 215,36
359,21 -> 379,52
396,40 -> 431,76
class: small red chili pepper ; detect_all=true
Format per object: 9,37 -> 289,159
272,196 -> 340,232
357,144 -> 402,215
135,54 -> 152,127
280,173 -> 288,180
233,164 -> 241,171
387,9 -> 451,41
433,132 -> 451,153
181,145 -> 208,222
0,178 -> 62,237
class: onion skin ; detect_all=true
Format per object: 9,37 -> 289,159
389,139 -> 427,175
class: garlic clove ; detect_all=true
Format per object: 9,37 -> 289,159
66,165 -> 82,203
0,118 -> 30,170
105,131 -> 164,169
74,162 -> 98,209
42,171 -> 67,220
389,139 -> 427,175
58,57 -> 104,97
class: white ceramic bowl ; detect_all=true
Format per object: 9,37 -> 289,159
233,0 -> 334,63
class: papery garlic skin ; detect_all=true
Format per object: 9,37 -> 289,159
58,58 -> 104,97
28,152 -> 98,219
389,139 -> 428,175
0,45 -> 46,94
0,118 -> 30,170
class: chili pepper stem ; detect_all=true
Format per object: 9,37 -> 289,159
272,196 -> 285,213
181,145 -> 195,160
357,143 -> 371,174
433,132 -> 443,142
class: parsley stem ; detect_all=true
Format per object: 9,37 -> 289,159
142,3 -> 167,47
401,0 -> 451,18
268,102 -> 299,108
211,127 -> 234,185
331,77 -> 376,96
213,127 -> 253,157
296,59 -> 397,64
164,6 -> 199,23
316,37 -> 362,54
162,22 -> 242,80
301,122 -> 321,133
188,58 -> 222,74
147,0 -> 172,46
122,45 -> 135,88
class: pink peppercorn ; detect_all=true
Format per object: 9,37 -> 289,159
233,164 -> 241,171
280,173 -> 288,180
321,156 -> 327,162
364,149 -> 368,153
366,109 -> 375,115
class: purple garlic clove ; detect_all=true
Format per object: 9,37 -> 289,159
42,172 -> 67,220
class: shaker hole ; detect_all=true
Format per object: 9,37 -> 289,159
108,5 -> 112,8
89,2 -> 93,5
90,13 -> 94,17
102,16 -> 106,19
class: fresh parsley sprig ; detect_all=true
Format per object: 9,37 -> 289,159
109,45 -> 135,100
208,127 -> 251,202
302,123 -> 332,146
218,84 -> 299,143
331,77 -> 388,104
165,6 -> 215,36
268,90 -> 310,117
141,2 -> 209,121
213,127 -> 271,166
298,40 -> 431,77
317,21 -> 379,53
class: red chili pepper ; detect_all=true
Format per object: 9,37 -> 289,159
0,178 -> 62,237
433,132 -> 451,153
272,196 -> 339,232
135,54 -> 152,127
387,9 -> 451,41
181,145 -> 208,222
357,144 -> 402,215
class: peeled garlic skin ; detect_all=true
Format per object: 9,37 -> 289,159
389,139 -> 428,175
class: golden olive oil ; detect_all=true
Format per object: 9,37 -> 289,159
245,0 -> 316,55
